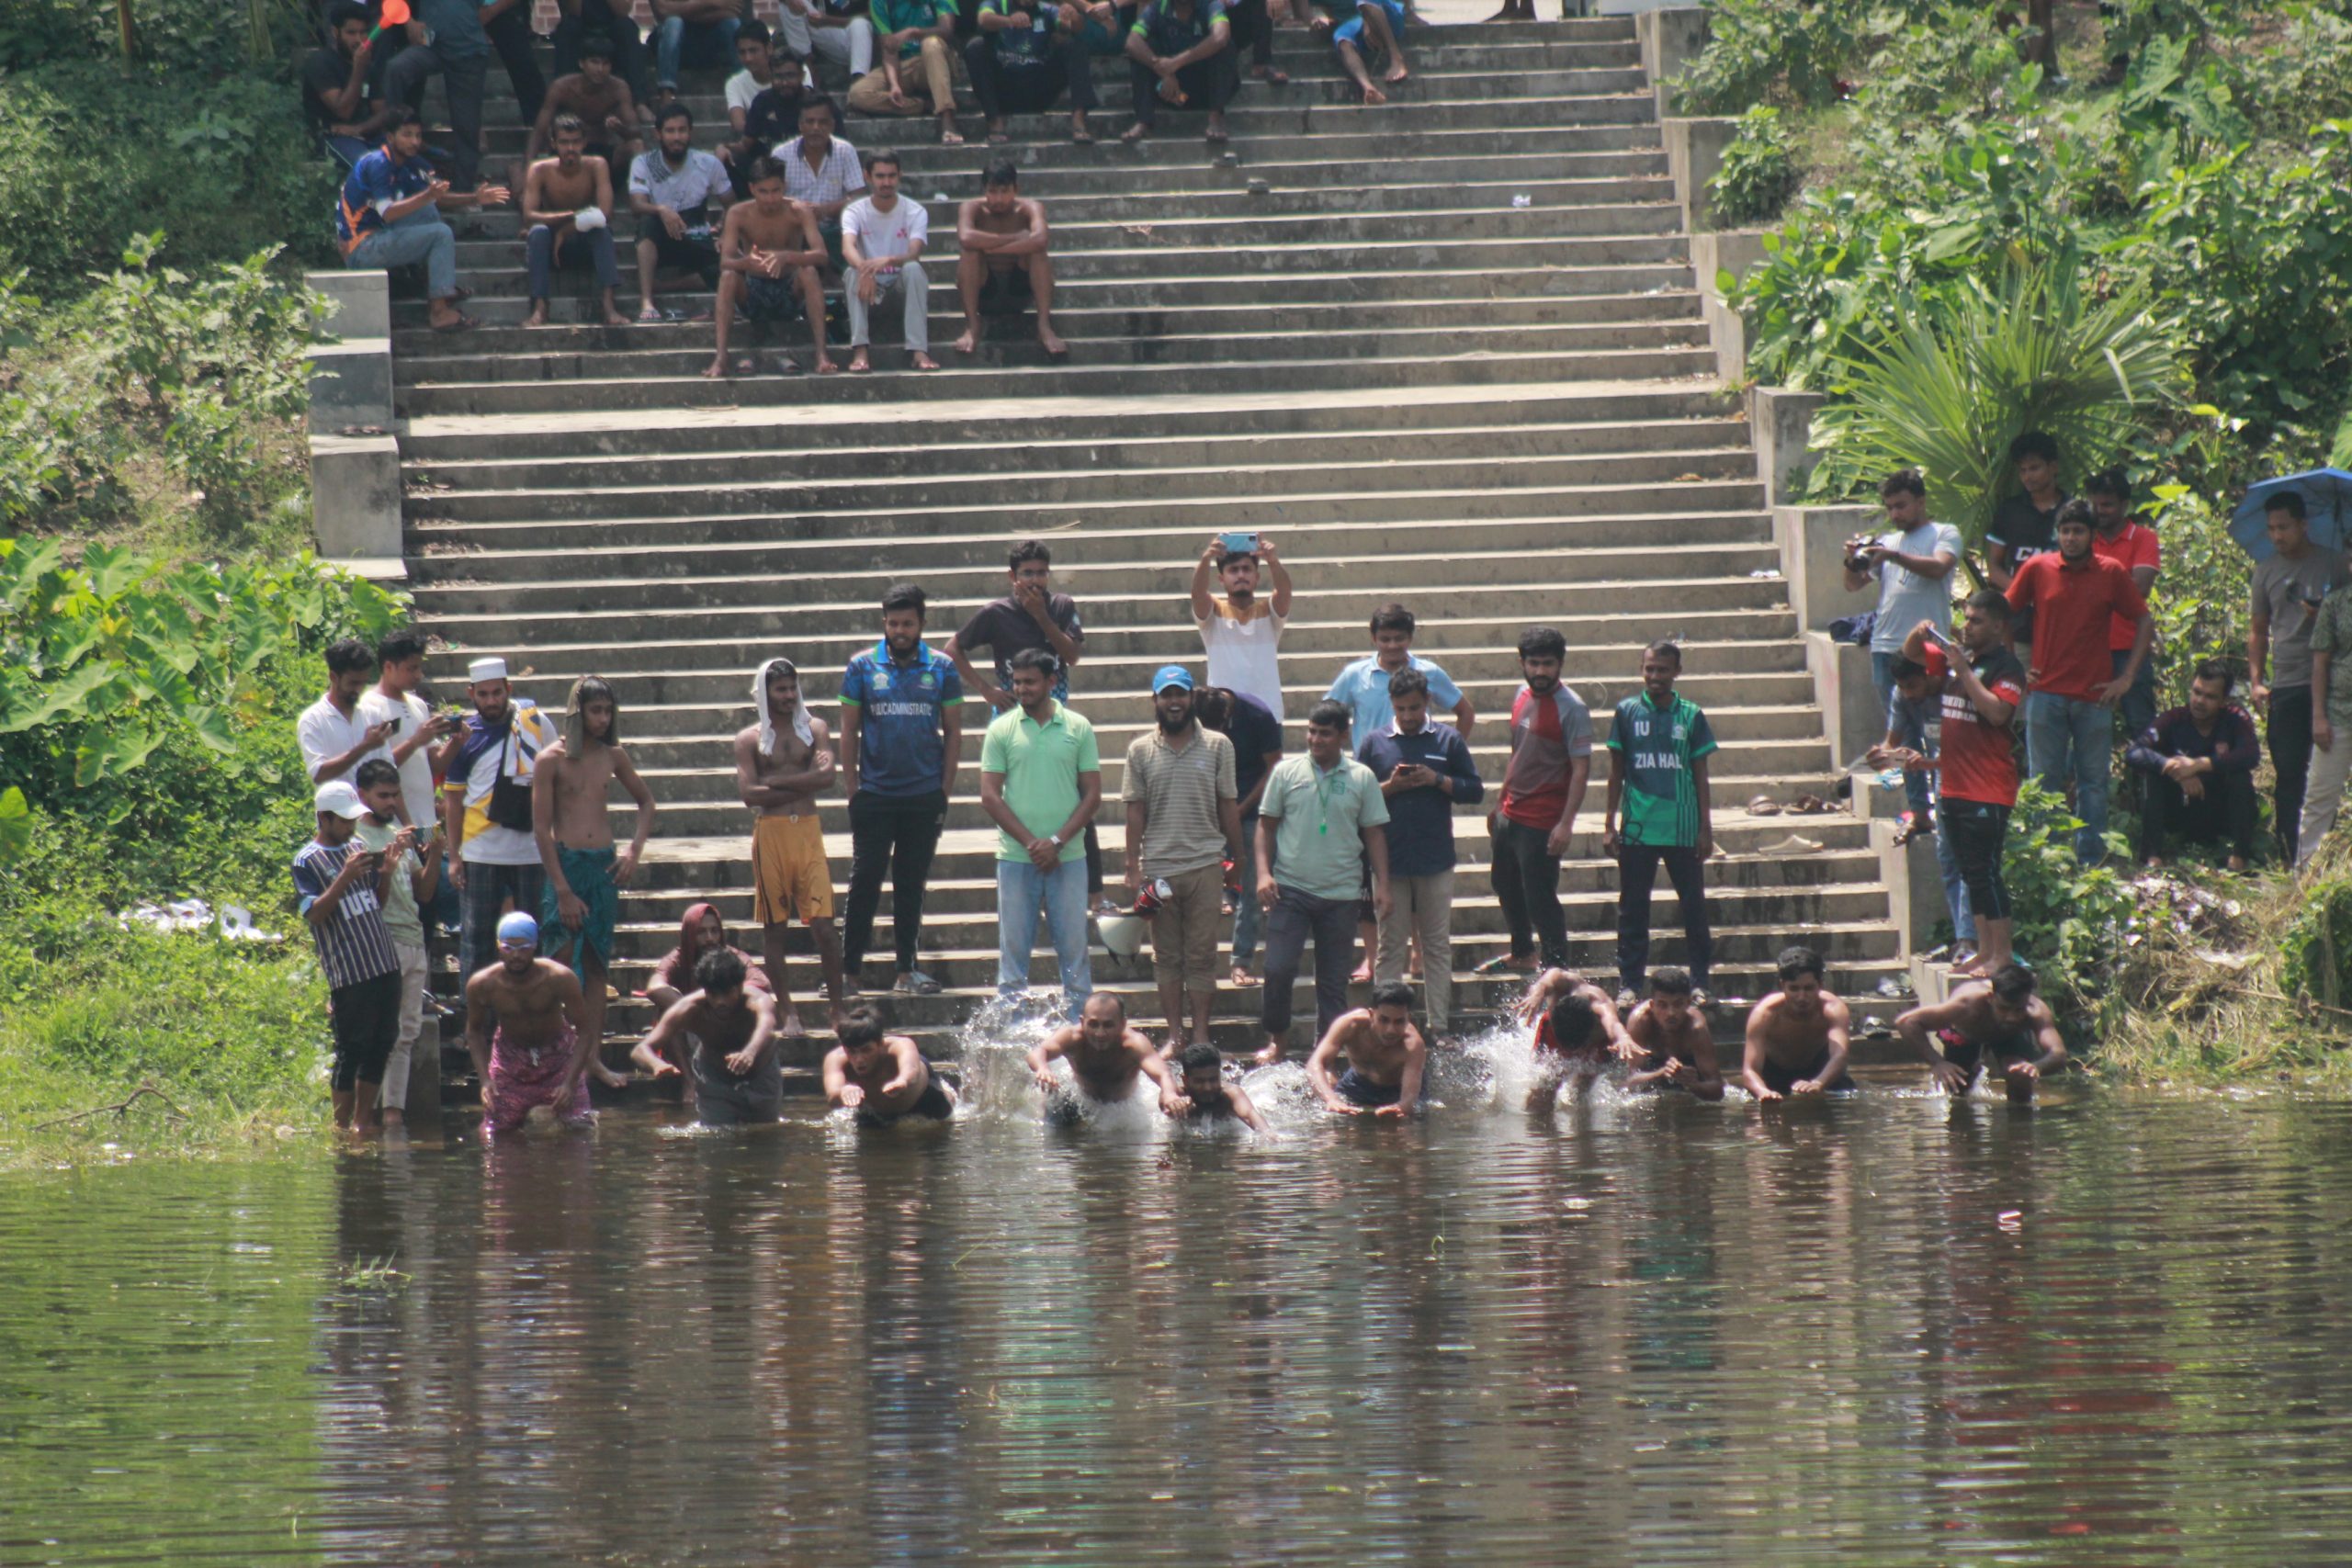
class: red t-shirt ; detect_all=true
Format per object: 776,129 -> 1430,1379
2005,552 -> 2148,700
1924,643 -> 2027,806
2090,522 -> 2161,651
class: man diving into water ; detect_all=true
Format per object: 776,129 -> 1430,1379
1306,980 -> 1427,1117
631,946 -> 783,1124
1622,966 -> 1724,1100
1895,963 -> 2067,1100
824,1005 -> 958,1124
1171,1041 -> 1267,1130
1027,991 -> 1183,1119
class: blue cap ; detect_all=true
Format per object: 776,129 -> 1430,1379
495,911 -> 540,946
1150,664 -> 1194,694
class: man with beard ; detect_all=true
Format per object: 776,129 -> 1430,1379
736,658 -> 845,1034
1254,699 -> 1390,1064
1481,625 -> 1593,978
299,637 -> 396,789
1739,945 -> 1855,1101
1121,665 -> 1241,1053
466,912 -> 598,1134
1026,992 -> 1183,1119
442,656 -> 564,995
1190,533 -> 1290,723
1306,981 -> 1427,1117
633,947 -> 785,1123
629,102 -> 733,320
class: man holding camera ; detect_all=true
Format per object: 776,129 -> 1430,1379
442,657 -> 565,994
1843,468 -> 1960,844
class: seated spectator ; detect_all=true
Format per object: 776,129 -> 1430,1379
842,150 -> 940,372
848,0 -> 966,144
521,115 -> 629,329
2127,660 -> 2259,872
725,20 -> 784,139
778,0 -> 879,89
1311,0 -> 1407,105
336,108 -> 509,333
629,104 -> 733,321
954,162 -> 1068,357
518,36 -> 642,197
1124,0 -> 1236,143
776,96 -> 865,272
704,155 -> 837,377
965,0 -> 1100,144
1227,0 -> 1287,85
729,52 -> 816,197
304,1 -> 392,174
1069,0 -> 1142,58
553,0 -> 654,108
653,0 -> 749,106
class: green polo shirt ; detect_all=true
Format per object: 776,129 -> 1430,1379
1257,753 -> 1389,900
980,700 -> 1100,864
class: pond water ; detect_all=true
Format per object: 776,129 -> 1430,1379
6,1027 -> 2352,1566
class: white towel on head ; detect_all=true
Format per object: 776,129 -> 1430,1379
754,658 -> 813,755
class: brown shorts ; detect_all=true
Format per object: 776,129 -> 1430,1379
1149,863 -> 1227,988
752,812 -> 833,924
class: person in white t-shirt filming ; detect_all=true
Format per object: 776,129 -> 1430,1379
1843,467 -> 1961,845
298,638 -> 395,791
842,149 -> 939,372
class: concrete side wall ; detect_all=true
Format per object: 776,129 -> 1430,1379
1631,5 -> 1708,118
1688,229 -> 1765,388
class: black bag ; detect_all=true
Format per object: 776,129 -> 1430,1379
484,723 -> 536,833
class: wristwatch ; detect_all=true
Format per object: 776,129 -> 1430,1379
1046,833 -> 1064,849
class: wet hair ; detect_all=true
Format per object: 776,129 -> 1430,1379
868,148 -> 903,175
2268,490 -> 2308,523
564,674 -> 620,752
2191,659 -> 2235,693
1082,991 -> 1126,1021
1518,626 -> 1567,663
2007,430 -> 2059,466
1387,667 -> 1430,702
325,0 -> 368,28
984,158 -> 1019,188
799,95 -> 838,124
354,758 -> 401,793
2054,498 -> 2097,533
325,637 -> 376,678
1880,467 -> 1927,499
737,17 -> 771,45
658,102 -> 694,129
1644,638 -> 1682,666
575,33 -> 612,62
1370,603 -> 1415,638
838,1005 -> 887,1049
1889,657 -> 1930,684
1009,539 -> 1051,571
2083,466 -> 2130,502
1650,965 -> 1694,998
551,112 -> 588,141
1965,588 -> 2012,624
1306,698 -> 1351,733
1989,963 -> 2038,1006
882,581 -> 927,619
1546,991 -> 1600,1051
696,946 -> 748,994
376,627 -> 428,666
1369,980 -> 1416,1013
745,154 -> 786,188
1179,1042 -> 1222,1075
1009,647 -> 1060,680
1775,945 -> 1826,983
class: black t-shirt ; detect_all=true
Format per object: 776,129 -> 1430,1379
1989,491 -> 2065,642
956,592 -> 1082,698
744,85 -> 811,148
302,46 -> 364,130
1208,688 -> 1283,809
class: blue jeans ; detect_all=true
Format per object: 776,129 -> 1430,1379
655,14 -> 741,89
1933,807 -> 1975,944
1231,812 -> 1261,967
2024,690 -> 2113,864
526,222 -> 620,299
346,207 -> 458,300
996,854 -> 1091,1013
1872,649 -> 1932,819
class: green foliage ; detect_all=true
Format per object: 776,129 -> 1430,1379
1807,257 -> 2186,544
1709,107 -> 1801,227
0,238 -> 327,542
1670,0 -> 1887,112
2280,874 -> 2352,1010
2001,781 -> 2141,1017
2141,468 -> 2254,705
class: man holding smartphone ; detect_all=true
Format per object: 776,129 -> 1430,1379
1356,668 -> 1481,1035
1191,532 -> 1291,724
1902,593 -> 2026,979
354,759 -> 444,1133
360,628 -> 463,832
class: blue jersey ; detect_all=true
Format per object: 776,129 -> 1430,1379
842,641 -> 963,798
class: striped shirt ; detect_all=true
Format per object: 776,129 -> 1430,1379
292,839 -> 401,990
774,135 -> 865,208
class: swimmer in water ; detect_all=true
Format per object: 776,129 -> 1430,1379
823,1005 -> 957,1124
1622,965 -> 1724,1100
1515,966 -> 1633,1054
631,947 -> 783,1124
1306,980 -> 1427,1117
1739,944 -> 1855,1101
1528,987 -> 1611,1108
1027,992 -> 1184,1117
1170,1041 -> 1268,1130
465,911 -> 598,1134
1894,962 -> 2066,1100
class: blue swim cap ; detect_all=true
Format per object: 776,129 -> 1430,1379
495,911 -> 540,945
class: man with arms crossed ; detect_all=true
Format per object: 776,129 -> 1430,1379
1895,963 -> 2066,1101
633,947 -> 785,1123
534,675 -> 656,1089
826,1006 -> 958,1123
466,912 -> 598,1134
735,658 -> 847,1035
704,154 -> 836,377
1123,665 -> 1242,1053
1255,699 -> 1391,1064
1027,992 -> 1183,1117
980,649 -> 1102,1016
1739,945 -> 1854,1101
953,161 -> 1069,358
1306,981 -> 1427,1117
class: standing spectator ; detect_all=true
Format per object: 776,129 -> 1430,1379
965,0 -> 1098,145
1123,666 -> 1241,1052
1985,430 -> 2068,649
1866,657 -> 1975,965
300,637 -> 393,789
1604,641 -> 1716,1007
335,109 -> 508,334
630,104 -> 733,321
978,649 -> 1102,1016
554,0 -> 653,106
846,0 -> 966,143
2130,661 -> 2260,872
1122,0 -> 1236,144
1194,683 -> 1283,986
2249,490 -> 2352,863
840,582 -> 964,997
352,759 -> 444,1132
386,0 -> 541,194
2006,500 -> 2154,865
2086,467 -> 2163,744
1191,534 -> 1291,723
295,781 -> 407,1134
2301,575 -> 2352,866
1480,626 -> 1593,976
777,97 -> 865,271
1842,468 -> 1959,840
842,151 -> 940,372
1902,592 -> 2027,977
520,116 -> 630,330
534,676 -> 657,1087
953,162 -> 1069,357
1326,602 -> 1476,744
652,0 -> 748,106
735,659 -> 845,1034
441,656 -> 564,993
1358,668 -> 1481,1035
303,2 -> 392,173
357,629 -> 460,838
1254,699 -> 1391,1063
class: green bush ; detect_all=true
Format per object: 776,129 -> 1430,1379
1709,106 -> 1801,227
2001,781 -> 2140,1017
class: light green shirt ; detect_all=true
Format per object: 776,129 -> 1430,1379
980,700 -> 1101,864
353,817 -> 425,949
1257,753 -> 1389,901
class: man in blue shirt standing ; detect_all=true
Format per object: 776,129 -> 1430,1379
839,582 -> 965,997
336,108 -> 509,333
1358,668 -> 1481,1036
1326,602 -> 1476,746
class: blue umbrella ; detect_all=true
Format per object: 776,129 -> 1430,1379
2230,468 -> 2352,561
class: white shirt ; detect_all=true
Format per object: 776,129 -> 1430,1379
724,67 -> 764,117
842,194 -> 928,274
775,134 -> 865,207
357,687 -> 436,829
297,694 -> 381,784
1195,599 -> 1287,720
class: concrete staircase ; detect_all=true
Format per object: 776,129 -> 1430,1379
392,17 -> 1908,1076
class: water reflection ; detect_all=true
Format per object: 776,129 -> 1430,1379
8,1080 -> 2352,1563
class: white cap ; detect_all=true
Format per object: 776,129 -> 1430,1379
314,780 -> 368,819
468,656 -> 508,683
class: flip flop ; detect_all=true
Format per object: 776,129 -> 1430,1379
1253,65 -> 1290,84
1758,833 -> 1826,856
